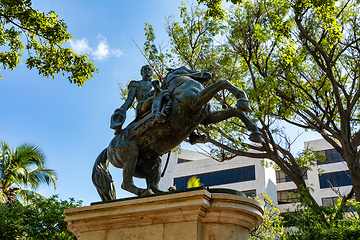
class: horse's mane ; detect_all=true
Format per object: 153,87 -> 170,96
163,66 -> 210,90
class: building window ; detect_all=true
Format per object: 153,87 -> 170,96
322,196 -> 355,212
322,197 -> 338,206
318,149 -> 345,165
177,158 -> 192,164
319,170 -> 352,189
174,165 -> 256,190
243,190 -> 256,198
277,189 -> 299,204
276,170 -> 308,183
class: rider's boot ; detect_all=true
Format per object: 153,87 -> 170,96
152,110 -> 167,125
156,111 -> 167,123
236,97 -> 251,112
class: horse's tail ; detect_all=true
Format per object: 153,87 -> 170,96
92,148 -> 116,201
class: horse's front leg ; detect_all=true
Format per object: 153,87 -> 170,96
191,79 -> 251,112
143,156 -> 164,194
201,108 -> 263,143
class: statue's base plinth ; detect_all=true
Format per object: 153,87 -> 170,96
64,188 -> 263,240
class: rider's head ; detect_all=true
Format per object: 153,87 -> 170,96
141,65 -> 153,80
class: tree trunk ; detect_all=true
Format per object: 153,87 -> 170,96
348,161 -> 360,203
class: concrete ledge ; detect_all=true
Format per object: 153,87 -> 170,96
64,189 -> 264,240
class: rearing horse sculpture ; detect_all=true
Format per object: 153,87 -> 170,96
92,66 -> 262,201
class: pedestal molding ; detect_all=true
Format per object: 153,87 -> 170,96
65,189 -> 263,240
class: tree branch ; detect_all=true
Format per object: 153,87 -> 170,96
334,187 -> 354,220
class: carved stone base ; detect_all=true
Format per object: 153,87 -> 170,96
64,189 -> 263,240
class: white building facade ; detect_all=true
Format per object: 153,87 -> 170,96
159,149 -> 278,205
159,139 -> 353,213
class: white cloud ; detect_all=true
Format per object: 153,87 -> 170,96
112,49 -> 124,58
69,38 -> 92,54
93,39 -> 109,60
69,36 -> 123,61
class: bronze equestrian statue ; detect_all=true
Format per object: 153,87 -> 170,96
92,65 -> 262,201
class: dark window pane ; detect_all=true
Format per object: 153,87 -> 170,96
319,170 -> 352,189
177,158 -> 192,164
322,197 -> 338,206
276,170 -> 307,183
318,149 -> 345,165
243,190 -> 256,198
174,177 -> 188,189
174,166 -> 256,190
277,189 -> 299,204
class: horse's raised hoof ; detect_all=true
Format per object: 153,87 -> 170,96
152,112 -> 167,125
249,132 -> 263,143
156,114 -> 166,124
189,132 -> 206,145
139,188 -> 155,197
236,99 -> 251,112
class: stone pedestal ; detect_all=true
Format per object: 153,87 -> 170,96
64,189 -> 263,240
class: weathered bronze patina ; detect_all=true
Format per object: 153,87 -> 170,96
92,65 -> 262,201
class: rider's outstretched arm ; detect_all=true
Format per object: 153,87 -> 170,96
120,85 -> 136,111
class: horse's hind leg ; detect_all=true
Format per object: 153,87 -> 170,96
144,156 -> 164,194
191,79 -> 251,112
202,108 -> 263,143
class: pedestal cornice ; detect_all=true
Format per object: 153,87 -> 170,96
64,189 -> 264,240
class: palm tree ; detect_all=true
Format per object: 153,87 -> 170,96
0,139 -> 57,204
187,176 -> 203,188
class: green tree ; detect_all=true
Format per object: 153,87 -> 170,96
0,195 -> 82,240
145,0 -> 322,218
250,194 -> 283,240
283,196 -> 360,239
0,0 -> 97,86
0,139 -> 57,204
197,0 -> 360,209
143,0 -> 360,226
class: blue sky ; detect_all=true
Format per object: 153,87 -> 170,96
1,0 -> 321,205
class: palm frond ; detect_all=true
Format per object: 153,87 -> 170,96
10,166 -> 29,183
29,168 -> 57,189
14,143 -> 45,168
17,189 -> 47,205
0,140 -> 57,204
0,139 -> 10,152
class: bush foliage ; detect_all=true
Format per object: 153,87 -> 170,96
0,195 -> 82,240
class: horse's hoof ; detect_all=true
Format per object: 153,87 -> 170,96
139,189 -> 154,197
153,112 -> 167,125
249,132 -> 263,143
236,99 -> 251,112
158,114 -> 166,123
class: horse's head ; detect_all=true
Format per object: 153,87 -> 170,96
196,70 -> 212,83
165,66 -> 211,85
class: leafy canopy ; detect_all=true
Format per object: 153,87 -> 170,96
250,194 -> 283,240
283,196 -> 360,239
0,0 -> 97,86
142,0 -> 360,227
0,195 -> 82,240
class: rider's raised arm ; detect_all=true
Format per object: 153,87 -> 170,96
120,81 -> 137,111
